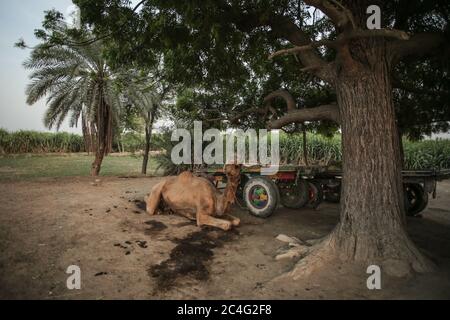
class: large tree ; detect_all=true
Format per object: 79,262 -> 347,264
76,0 -> 449,276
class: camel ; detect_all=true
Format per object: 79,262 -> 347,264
145,164 -> 242,231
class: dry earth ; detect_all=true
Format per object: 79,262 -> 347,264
0,177 -> 449,299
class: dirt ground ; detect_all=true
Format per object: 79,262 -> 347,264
0,176 -> 449,300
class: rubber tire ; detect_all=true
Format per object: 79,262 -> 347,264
404,183 -> 428,217
243,177 -> 279,218
236,175 -> 249,201
324,191 -> 340,203
307,181 -> 324,209
323,183 -> 341,203
280,180 -> 309,209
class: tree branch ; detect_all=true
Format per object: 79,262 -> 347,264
205,89 -> 296,124
205,90 -> 340,131
389,32 -> 449,63
304,0 -> 355,30
269,39 -> 336,60
268,104 -> 340,129
269,15 -> 333,82
270,29 -> 409,60
205,105 -> 276,124
263,89 -> 297,112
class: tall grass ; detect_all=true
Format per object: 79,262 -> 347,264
0,129 -> 85,153
279,133 -> 450,169
0,129 -> 163,154
403,139 -> 450,170
1,128 -> 449,170
280,133 -> 342,165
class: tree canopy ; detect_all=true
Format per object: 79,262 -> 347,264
72,0 -> 449,137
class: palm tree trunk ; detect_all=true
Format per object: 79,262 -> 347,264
91,146 -> 106,176
91,84 -> 113,177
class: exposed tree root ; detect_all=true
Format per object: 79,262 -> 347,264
274,230 -> 436,281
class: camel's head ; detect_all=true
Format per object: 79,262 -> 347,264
223,163 -> 242,182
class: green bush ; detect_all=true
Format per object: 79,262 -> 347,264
115,132 -> 145,153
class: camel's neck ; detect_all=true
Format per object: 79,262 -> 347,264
217,176 -> 240,214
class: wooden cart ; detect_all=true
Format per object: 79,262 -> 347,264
196,165 -> 450,218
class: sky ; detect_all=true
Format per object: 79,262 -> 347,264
0,0 -> 79,133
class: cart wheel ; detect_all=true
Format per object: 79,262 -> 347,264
324,191 -> 340,203
307,181 -> 324,209
243,177 -> 279,218
236,175 -> 248,201
323,182 -> 341,203
280,180 -> 309,209
404,183 -> 428,217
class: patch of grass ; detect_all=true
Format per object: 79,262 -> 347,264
0,154 -> 159,181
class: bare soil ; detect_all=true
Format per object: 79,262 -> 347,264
0,177 -> 449,300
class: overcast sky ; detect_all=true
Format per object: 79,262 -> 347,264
0,0 -> 79,133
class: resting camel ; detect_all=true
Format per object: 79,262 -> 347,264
145,164 -> 242,231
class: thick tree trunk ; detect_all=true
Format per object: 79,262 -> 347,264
332,62 -> 415,263
287,45 -> 433,279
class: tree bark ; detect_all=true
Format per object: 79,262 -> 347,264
287,42 -> 433,279
269,104 -> 340,128
91,145 -> 106,176
333,61 -> 410,260
90,85 -> 113,177
141,110 -> 156,175
141,126 -> 152,175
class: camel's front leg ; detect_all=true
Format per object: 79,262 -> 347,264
197,213 -> 232,231
145,181 -> 165,215
224,214 -> 240,227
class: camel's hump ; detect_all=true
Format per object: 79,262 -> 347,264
178,171 -> 194,181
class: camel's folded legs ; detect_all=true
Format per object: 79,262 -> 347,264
145,181 -> 165,215
224,214 -> 240,227
197,213 -> 232,231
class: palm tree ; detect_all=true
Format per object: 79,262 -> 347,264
24,37 -> 122,176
